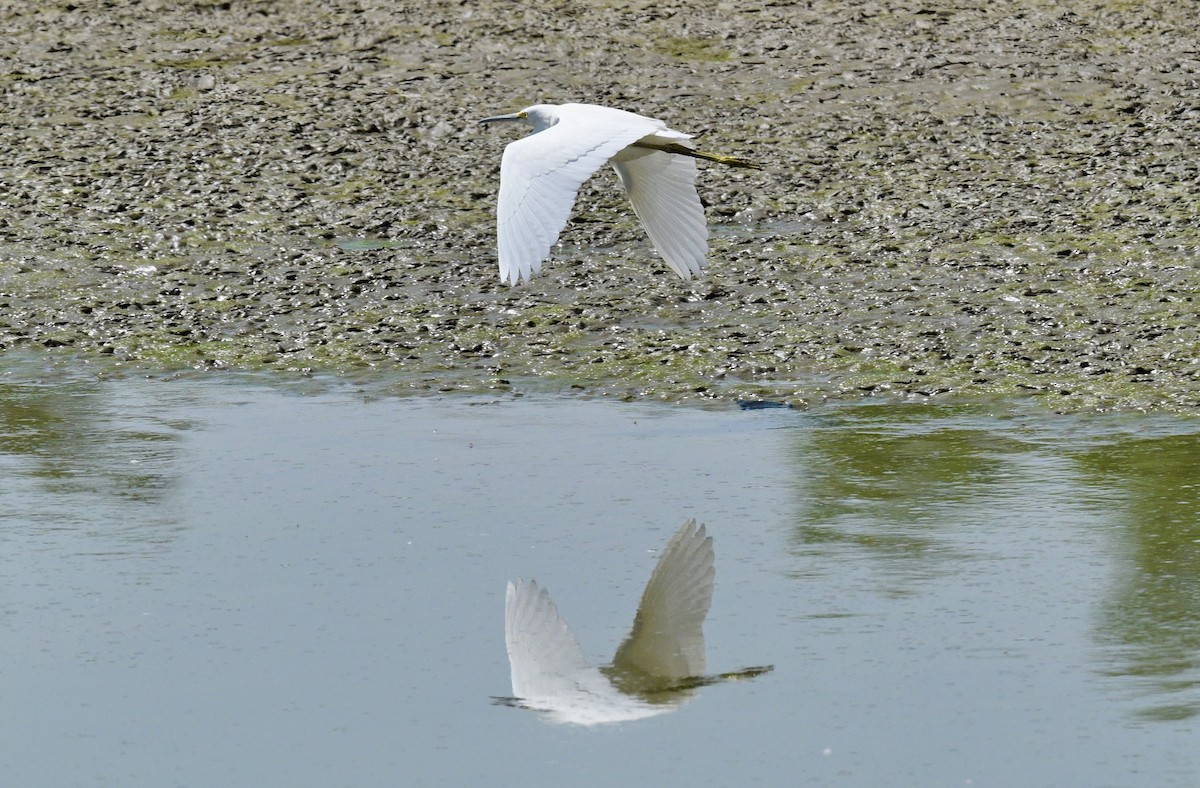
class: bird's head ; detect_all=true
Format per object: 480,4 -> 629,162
479,104 -> 560,133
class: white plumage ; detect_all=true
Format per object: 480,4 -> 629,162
502,519 -> 715,725
480,103 -> 757,285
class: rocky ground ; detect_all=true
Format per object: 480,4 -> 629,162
1,0 -> 1197,410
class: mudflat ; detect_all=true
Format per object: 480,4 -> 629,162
2,1 -> 1196,409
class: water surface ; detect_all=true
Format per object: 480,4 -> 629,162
1,362 -> 1198,785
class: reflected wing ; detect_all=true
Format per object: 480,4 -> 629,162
612,519 -> 715,680
505,579 -> 595,699
496,120 -> 658,285
611,147 -> 708,279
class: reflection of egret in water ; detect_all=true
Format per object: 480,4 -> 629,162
499,520 -> 772,725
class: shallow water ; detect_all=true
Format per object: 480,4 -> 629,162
1,361 -> 1198,786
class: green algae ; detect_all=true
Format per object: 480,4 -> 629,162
653,37 -> 731,62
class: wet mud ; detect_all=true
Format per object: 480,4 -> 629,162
1,0 -> 1197,409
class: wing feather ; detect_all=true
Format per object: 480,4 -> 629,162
496,118 -> 659,285
611,147 -> 709,279
505,579 -> 594,699
612,520 -> 715,680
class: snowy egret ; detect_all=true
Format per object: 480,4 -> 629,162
499,519 -> 772,725
479,102 -> 759,285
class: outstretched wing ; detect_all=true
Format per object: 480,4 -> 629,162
505,578 -> 594,700
611,146 -> 709,280
496,118 -> 658,285
612,519 -> 715,680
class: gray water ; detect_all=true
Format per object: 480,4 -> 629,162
2,360 -> 1198,786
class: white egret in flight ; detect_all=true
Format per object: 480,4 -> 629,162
500,519 -> 772,725
479,103 -> 760,285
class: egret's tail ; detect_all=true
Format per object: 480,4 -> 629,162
657,142 -> 762,170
